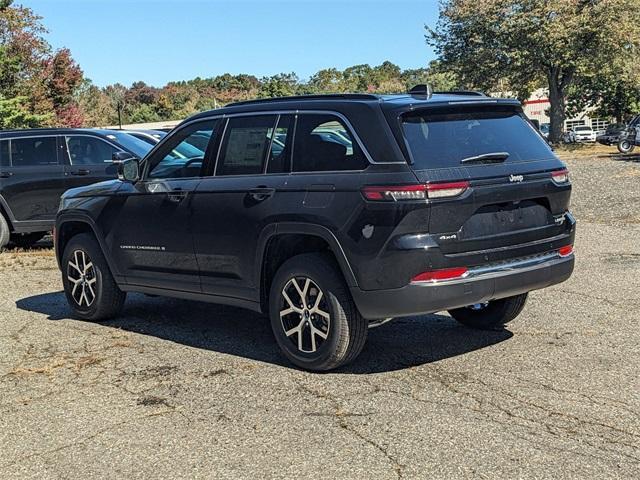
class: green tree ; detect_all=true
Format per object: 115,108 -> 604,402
568,75 -> 640,124
258,73 -> 299,98
427,0 -> 640,143
0,95 -> 49,128
1,1 -> 86,127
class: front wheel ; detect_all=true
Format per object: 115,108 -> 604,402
269,253 -> 367,371
448,293 -> 528,331
0,214 -> 9,250
62,233 -> 126,321
618,139 -> 635,154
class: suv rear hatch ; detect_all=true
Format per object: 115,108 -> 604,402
399,104 -> 572,263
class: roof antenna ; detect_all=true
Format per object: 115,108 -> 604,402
408,84 -> 433,98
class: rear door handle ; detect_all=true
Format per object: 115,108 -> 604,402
71,169 -> 91,176
248,187 -> 275,201
0,172 -> 13,178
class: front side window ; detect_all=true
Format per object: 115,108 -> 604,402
292,114 -> 367,172
216,115 -> 277,176
148,120 -> 217,179
10,137 -> 58,167
66,136 -> 119,165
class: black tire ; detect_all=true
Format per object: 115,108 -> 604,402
448,293 -> 528,331
10,231 -> 47,249
61,233 -> 126,321
617,139 -> 635,154
0,214 -> 9,251
269,253 -> 367,371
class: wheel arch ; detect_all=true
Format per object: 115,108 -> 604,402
0,193 -> 15,231
256,222 -> 358,313
55,214 -> 120,280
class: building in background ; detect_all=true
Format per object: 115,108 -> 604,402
522,88 -> 610,133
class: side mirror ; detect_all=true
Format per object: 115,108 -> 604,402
117,158 -> 140,183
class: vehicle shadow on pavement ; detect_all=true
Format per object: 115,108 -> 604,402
16,291 -> 513,374
605,153 -> 640,163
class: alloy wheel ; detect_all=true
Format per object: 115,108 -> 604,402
280,277 -> 330,353
67,249 -> 97,307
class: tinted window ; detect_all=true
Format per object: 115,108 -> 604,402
149,120 -> 217,179
293,114 -> 367,172
266,115 -> 294,174
66,136 -> 119,165
10,137 -> 58,167
402,107 -> 555,169
217,115 -> 277,176
0,140 -> 8,167
106,132 -> 156,158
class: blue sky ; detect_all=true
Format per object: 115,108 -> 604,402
21,0 -> 439,87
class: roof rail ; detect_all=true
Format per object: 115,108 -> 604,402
433,90 -> 486,97
230,93 -> 380,107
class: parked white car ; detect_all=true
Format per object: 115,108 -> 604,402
572,125 -> 597,142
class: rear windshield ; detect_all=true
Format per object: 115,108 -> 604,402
401,107 -> 554,169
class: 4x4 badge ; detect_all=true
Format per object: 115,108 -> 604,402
509,174 -> 524,183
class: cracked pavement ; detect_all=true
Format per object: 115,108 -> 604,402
1,151 -> 639,479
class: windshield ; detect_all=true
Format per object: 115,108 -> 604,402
106,132 -> 155,158
574,126 -> 592,132
401,107 -> 554,169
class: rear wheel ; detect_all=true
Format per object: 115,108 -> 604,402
618,139 -> 635,154
269,253 -> 367,371
448,293 -> 528,331
62,233 -> 126,321
10,231 -> 46,249
0,214 -> 9,250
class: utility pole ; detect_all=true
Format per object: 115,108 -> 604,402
117,101 -> 123,129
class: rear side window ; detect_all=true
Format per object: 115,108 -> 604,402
0,140 -> 8,167
266,115 -> 294,174
401,107 -> 554,169
10,137 -> 58,167
66,136 -> 119,165
217,115 -> 277,176
292,114 -> 368,172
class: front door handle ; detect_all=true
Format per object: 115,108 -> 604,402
71,169 -> 91,176
167,189 -> 189,203
248,187 -> 275,202
0,171 -> 13,178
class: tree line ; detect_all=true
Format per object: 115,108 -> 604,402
2,0 -> 640,144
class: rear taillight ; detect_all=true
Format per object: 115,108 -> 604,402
558,245 -> 574,257
551,168 -> 569,184
362,181 -> 469,202
426,181 -> 470,199
362,184 -> 427,201
411,267 -> 468,283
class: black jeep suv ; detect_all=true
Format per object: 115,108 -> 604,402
55,90 -> 575,371
0,128 -> 152,249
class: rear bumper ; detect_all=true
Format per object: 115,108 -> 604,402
350,252 -> 574,320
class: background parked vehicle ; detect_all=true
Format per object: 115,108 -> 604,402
572,125 -> 596,142
616,115 -> 640,153
562,129 -> 577,143
0,129 -> 153,250
596,123 -> 627,146
539,123 -> 550,139
121,129 -> 165,145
